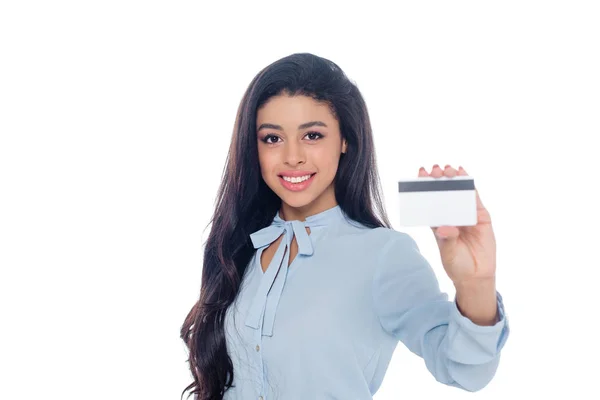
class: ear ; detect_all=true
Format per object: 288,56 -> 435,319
342,140 -> 347,154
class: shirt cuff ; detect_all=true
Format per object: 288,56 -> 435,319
445,291 -> 510,364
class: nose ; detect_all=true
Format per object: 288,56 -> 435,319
283,140 -> 305,166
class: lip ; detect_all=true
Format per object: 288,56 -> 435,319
279,173 -> 316,192
278,170 -> 316,178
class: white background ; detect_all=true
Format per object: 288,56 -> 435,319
1,0 -> 599,398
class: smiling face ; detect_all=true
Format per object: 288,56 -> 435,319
256,93 -> 347,221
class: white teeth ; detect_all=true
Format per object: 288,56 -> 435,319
282,174 -> 312,183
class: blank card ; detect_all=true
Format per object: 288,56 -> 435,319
397,175 -> 477,227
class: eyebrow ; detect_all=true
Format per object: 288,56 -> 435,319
257,121 -> 328,131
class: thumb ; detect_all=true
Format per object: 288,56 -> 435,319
434,226 -> 460,242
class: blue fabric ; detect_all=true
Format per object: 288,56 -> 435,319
223,204 -> 509,399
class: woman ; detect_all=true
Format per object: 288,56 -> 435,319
180,53 -> 509,400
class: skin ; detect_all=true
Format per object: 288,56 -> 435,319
422,165 -> 499,326
255,95 -> 499,326
255,93 -> 346,271
256,93 -> 347,222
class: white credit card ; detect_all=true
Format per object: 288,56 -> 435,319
397,175 -> 477,227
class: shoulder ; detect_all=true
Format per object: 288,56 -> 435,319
370,227 -> 439,297
362,226 -> 421,254
332,223 -> 421,263
359,227 -> 432,285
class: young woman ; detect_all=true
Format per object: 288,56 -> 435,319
180,53 -> 509,400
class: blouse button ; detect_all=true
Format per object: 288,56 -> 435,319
255,344 -> 260,352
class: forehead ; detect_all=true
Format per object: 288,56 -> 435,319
256,95 -> 336,125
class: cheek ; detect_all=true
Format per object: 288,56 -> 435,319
314,147 -> 340,173
258,151 -> 277,178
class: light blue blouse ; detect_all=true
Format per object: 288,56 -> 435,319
223,204 -> 509,399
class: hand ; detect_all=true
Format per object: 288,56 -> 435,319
418,165 -> 496,286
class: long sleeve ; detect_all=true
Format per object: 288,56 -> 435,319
371,231 -> 510,392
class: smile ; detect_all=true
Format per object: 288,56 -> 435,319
278,173 -> 316,192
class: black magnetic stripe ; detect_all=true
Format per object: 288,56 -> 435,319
398,179 -> 475,193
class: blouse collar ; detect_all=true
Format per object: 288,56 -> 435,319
245,204 -> 345,336
249,204 -> 345,251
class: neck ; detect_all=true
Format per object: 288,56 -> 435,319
279,199 -> 338,222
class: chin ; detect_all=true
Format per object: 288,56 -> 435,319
278,193 -> 315,209
270,188 -> 321,210
265,175 -> 333,211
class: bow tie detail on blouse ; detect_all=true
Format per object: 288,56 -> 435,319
245,205 -> 343,336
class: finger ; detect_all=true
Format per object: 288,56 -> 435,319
458,166 -> 485,210
418,166 -> 429,177
430,164 -> 444,178
435,226 -> 460,240
443,164 -> 458,178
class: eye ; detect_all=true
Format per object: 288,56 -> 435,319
305,131 -> 324,141
261,134 -> 280,144
261,132 -> 323,144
